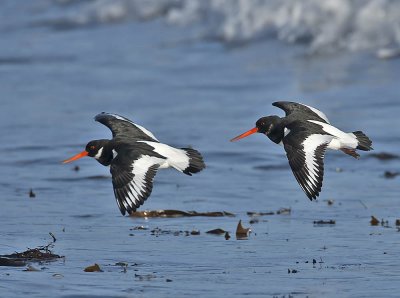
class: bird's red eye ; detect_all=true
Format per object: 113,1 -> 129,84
90,145 -> 95,150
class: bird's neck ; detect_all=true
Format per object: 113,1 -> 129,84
268,118 -> 286,144
96,142 -> 114,166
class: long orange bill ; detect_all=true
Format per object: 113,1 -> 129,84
62,151 -> 88,164
230,127 -> 259,142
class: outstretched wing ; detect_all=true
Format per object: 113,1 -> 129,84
95,112 -> 159,142
283,131 -> 333,200
273,101 -> 330,124
110,150 -> 165,215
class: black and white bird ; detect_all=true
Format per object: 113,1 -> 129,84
63,113 -> 205,215
230,101 -> 373,200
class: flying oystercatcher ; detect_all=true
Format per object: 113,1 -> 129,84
63,113 -> 205,215
230,101 -> 373,200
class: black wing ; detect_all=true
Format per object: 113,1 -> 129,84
95,112 -> 159,142
273,101 -> 330,124
283,129 -> 333,200
110,148 -> 166,215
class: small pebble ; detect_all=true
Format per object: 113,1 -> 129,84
370,216 -> 380,226
29,189 -> 36,198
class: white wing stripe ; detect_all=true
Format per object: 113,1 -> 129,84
127,187 -> 139,206
122,197 -> 129,211
124,192 -> 135,208
129,181 -> 140,201
133,180 -> 145,194
125,155 -> 164,207
302,134 -> 333,190
135,124 -> 159,142
303,104 -> 330,123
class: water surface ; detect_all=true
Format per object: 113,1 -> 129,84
0,1 -> 400,297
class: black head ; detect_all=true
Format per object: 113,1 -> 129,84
85,140 -> 109,158
230,115 -> 282,142
63,139 -> 111,164
255,116 -> 281,135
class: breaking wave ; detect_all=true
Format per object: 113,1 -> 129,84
52,0 -> 400,55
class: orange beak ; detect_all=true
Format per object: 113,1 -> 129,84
230,127 -> 259,142
62,150 -> 88,164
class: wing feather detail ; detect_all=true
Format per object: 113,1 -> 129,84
283,133 -> 333,200
95,112 -> 159,142
110,154 -> 164,215
273,101 -> 330,123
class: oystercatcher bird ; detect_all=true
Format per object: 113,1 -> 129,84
230,101 -> 372,200
63,113 -> 205,215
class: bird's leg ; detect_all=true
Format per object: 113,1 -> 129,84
341,148 -> 360,159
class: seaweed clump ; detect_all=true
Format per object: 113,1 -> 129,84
0,243 -> 63,267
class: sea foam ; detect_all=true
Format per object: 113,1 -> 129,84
53,0 -> 400,55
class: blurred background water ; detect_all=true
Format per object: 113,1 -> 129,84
0,1 -> 399,297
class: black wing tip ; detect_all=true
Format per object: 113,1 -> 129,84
272,101 -> 283,109
94,112 -> 107,122
299,180 -> 322,201
181,148 -> 206,175
114,187 -> 143,216
307,191 -> 319,201
119,204 -> 139,216
272,101 -> 297,107
119,206 -> 126,216
94,112 -> 116,120
115,192 -> 142,216
94,112 -> 127,120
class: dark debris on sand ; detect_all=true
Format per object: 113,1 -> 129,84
236,220 -> 251,239
29,189 -> 36,198
130,210 -> 235,218
369,152 -> 399,160
0,243 -> 63,267
247,208 -> 291,217
84,263 -> 103,272
206,228 -> 226,235
370,216 -> 396,228
384,171 -> 399,179
247,208 -> 291,224
150,227 -> 201,237
313,220 -> 336,225
370,216 -> 380,226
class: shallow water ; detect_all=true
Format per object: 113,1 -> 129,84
1,1 -> 400,297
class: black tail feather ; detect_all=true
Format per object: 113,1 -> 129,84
353,131 -> 373,151
181,148 -> 206,176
